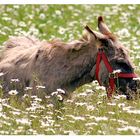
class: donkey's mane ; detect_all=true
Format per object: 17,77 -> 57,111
49,38 -> 86,50
3,36 -> 84,51
0,36 -> 87,64
49,38 -> 67,47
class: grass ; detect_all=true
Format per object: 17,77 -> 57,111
0,5 -> 140,135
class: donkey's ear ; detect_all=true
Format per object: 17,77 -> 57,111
98,16 -> 112,35
98,16 -> 117,41
82,25 -> 97,42
84,25 -> 97,39
82,25 -> 107,42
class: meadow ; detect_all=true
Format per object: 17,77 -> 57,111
0,5 -> 140,135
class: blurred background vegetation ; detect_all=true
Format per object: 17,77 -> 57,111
0,5 -> 140,135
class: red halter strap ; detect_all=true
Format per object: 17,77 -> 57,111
95,48 -> 138,98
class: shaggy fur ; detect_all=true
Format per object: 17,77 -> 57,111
0,16 -> 138,99
0,31 -> 98,96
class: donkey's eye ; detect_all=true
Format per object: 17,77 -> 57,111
99,38 -> 114,47
99,39 -> 109,47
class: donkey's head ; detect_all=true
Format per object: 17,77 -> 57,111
90,16 -> 138,99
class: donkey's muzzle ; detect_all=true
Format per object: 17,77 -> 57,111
126,79 -> 140,100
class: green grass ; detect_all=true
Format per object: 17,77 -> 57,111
0,5 -> 140,135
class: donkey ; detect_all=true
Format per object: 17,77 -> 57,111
0,27 -> 99,98
0,16 -> 139,100
89,16 -> 138,99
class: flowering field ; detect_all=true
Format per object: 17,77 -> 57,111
0,5 -> 140,135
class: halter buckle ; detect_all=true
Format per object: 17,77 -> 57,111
109,72 -> 118,78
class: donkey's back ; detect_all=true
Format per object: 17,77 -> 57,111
0,36 -> 43,92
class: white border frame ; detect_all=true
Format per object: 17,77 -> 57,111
0,0 -> 140,139
0,0 -> 140,4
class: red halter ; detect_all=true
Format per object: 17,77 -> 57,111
95,48 -> 138,98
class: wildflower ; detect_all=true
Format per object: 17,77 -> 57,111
123,108 -> 140,114
85,122 -> 98,126
39,13 -> 46,20
13,5 -> 19,9
40,120 -> 50,127
56,94 -> 63,101
18,21 -> 26,27
108,111 -> 115,115
78,92 -> 87,96
51,89 -> 64,97
87,105 -> 95,111
86,89 -> 93,93
16,118 -> 31,125
0,105 -> 2,112
128,5 -> 135,10
135,46 -> 140,49
36,85 -> 45,89
95,86 -> 106,90
45,95 -> 50,99
75,102 -> 87,106
12,111 -> 21,115
97,101 -> 102,105
51,91 -> 58,96
114,95 -> 126,100
117,28 -> 130,37
107,102 -> 116,106
11,79 -> 19,82
66,99 -> 73,103
133,77 -> 140,81
34,97 -> 42,102
118,126 -> 140,134
24,87 -> 33,91
66,115 -> 85,121
57,88 -> 65,94
92,80 -> 99,84
113,95 -> 120,99
58,27 -> 66,35
8,90 -> 18,95
69,131 -> 76,135
55,10 -> 62,16
94,116 -> 108,122
118,103 -> 125,108
73,116 -> 85,121
117,119 -> 128,125
28,26 -> 39,36
0,72 -> 4,77
23,94 -> 29,98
